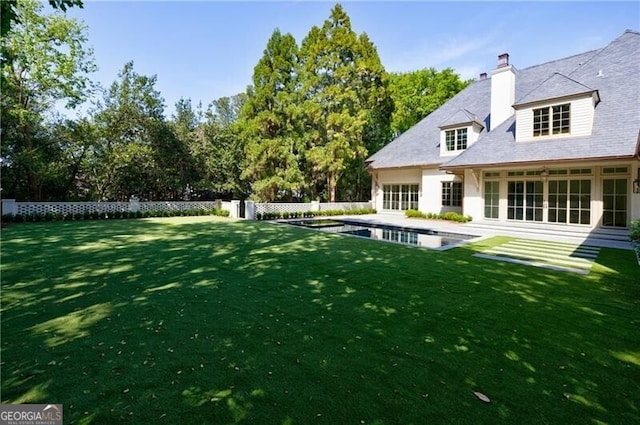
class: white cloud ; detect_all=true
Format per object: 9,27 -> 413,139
384,30 -> 502,74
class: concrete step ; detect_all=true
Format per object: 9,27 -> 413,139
465,221 -> 631,248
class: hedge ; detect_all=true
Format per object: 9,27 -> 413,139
256,208 -> 376,221
1,208 -> 229,223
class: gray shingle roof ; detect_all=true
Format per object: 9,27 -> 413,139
367,30 -> 640,170
514,72 -> 596,107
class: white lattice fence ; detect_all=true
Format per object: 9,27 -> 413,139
14,202 -> 129,216
137,201 -> 219,213
319,202 -> 372,211
255,203 -> 314,215
2,200 -> 223,216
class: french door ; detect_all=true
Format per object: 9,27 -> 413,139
602,178 -> 627,227
507,181 -> 543,221
548,179 -> 591,225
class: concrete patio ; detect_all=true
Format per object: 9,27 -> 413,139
338,213 -> 633,250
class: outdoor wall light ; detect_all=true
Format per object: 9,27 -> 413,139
540,168 -> 549,182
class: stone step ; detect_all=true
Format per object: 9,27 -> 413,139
466,221 -> 629,241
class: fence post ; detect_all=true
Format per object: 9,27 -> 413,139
245,200 -> 256,220
129,196 -> 140,213
229,200 -> 240,218
311,200 -> 320,212
1,199 -> 17,216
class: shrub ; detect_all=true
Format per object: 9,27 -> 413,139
630,219 -> 640,243
404,209 -> 472,223
405,209 -> 423,218
253,207 -> 376,220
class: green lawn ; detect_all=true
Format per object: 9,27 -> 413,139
1,216 -> 638,425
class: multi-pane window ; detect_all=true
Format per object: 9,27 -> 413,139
602,179 -> 627,227
442,182 -> 462,207
602,167 -> 628,227
533,103 -> 570,136
552,104 -> 570,134
445,128 -> 467,151
533,108 -> 549,136
569,180 -> 591,224
507,180 -> 543,221
382,184 -> 419,211
484,181 -> 500,219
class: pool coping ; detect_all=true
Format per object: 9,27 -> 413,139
276,217 -> 490,251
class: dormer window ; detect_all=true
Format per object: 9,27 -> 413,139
445,128 -> 468,151
439,109 -> 483,156
533,103 -> 570,136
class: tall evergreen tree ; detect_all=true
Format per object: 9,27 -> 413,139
299,3 -> 392,202
241,29 -> 305,202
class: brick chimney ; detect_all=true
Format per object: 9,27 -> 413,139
497,53 -> 509,68
490,52 -> 515,131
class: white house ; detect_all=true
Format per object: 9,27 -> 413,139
366,30 -> 640,232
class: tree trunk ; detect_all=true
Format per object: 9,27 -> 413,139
328,173 -> 337,203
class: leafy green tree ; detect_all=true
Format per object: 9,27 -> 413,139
199,110 -> 249,199
389,68 -> 470,136
46,117 -> 98,199
90,62 -> 194,200
241,29 -> 306,202
1,0 -> 83,39
0,0 -> 96,200
173,96 -> 248,200
298,3 -> 392,202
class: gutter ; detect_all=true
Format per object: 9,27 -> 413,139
440,154 -> 638,172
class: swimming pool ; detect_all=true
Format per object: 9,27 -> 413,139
284,218 -> 480,249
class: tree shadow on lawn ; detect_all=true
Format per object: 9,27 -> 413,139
1,218 -> 639,425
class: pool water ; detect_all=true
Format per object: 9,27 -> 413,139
285,219 -> 479,249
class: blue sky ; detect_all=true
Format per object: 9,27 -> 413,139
65,1 -> 640,118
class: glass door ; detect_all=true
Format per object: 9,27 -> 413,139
569,180 -> 591,224
507,181 -> 543,222
602,179 -> 627,227
548,180 -> 568,223
548,179 -> 591,225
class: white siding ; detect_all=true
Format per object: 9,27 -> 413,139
515,108 -> 533,141
516,95 -> 595,142
570,96 -> 595,137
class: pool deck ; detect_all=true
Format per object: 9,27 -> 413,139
335,213 -> 633,250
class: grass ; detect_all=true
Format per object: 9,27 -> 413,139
1,216 -> 639,425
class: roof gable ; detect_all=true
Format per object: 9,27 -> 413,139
514,72 -> 596,107
439,108 -> 484,129
444,30 -> 639,169
367,30 -> 640,171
